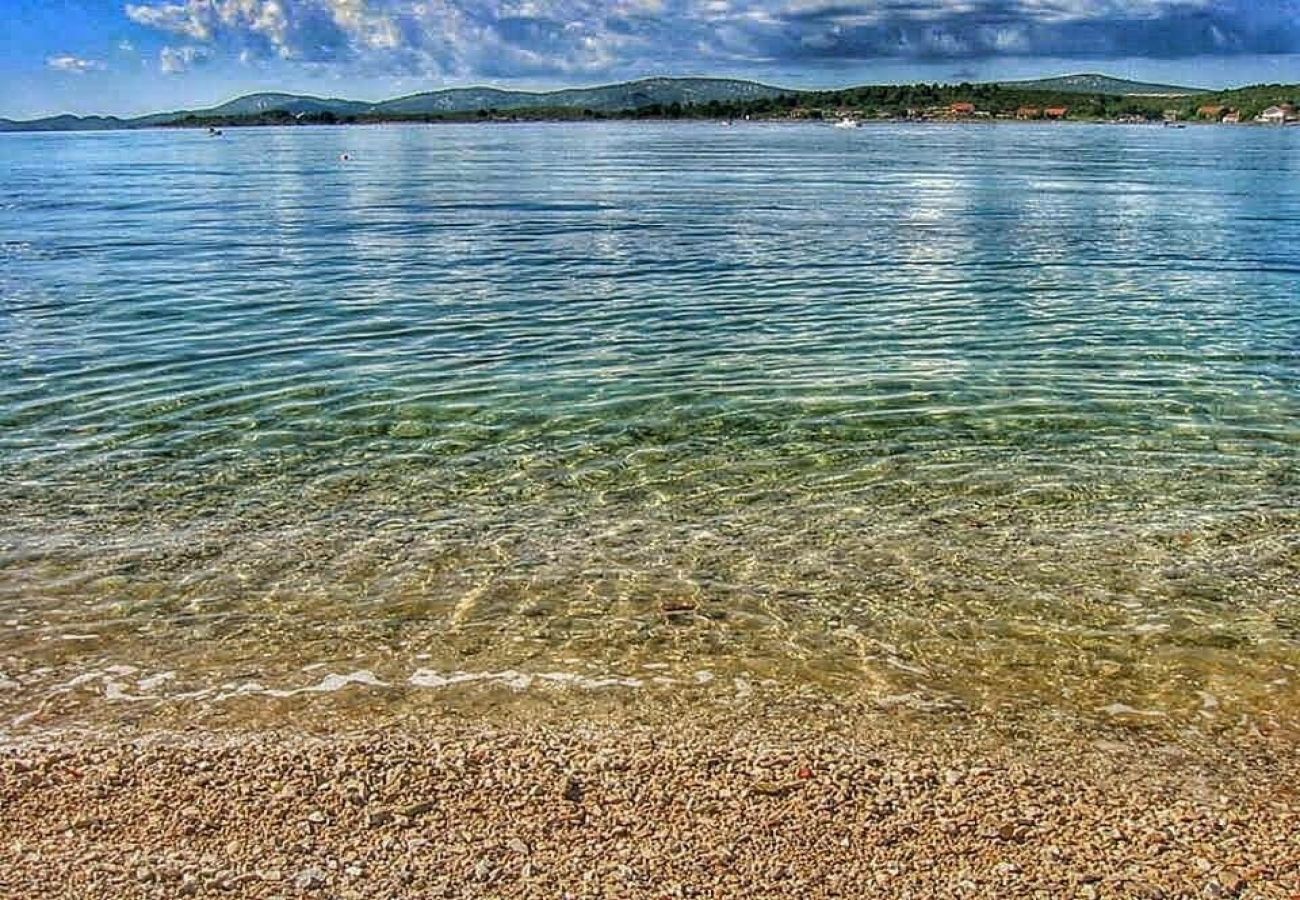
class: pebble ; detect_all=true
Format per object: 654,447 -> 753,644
294,867 -> 326,890
399,800 -> 435,818
1220,872 -> 1247,894
0,723 -> 1296,900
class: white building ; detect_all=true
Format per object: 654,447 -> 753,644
1257,105 -> 1296,124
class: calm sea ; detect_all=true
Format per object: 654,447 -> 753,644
1,122 -> 1297,733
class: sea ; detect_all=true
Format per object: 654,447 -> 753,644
1,121 -> 1297,736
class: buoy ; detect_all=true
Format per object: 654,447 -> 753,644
340,153 -> 350,161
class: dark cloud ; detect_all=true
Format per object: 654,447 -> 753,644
729,1 -> 1300,62
122,0 -> 1300,77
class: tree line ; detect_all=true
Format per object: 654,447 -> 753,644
168,82 -> 1298,129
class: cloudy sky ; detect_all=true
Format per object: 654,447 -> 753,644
2,0 -> 1297,118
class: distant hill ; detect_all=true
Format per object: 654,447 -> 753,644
0,114 -> 132,132
2,73 -> 1274,133
375,77 -> 789,115
0,77 -> 792,131
996,73 -> 1205,96
198,93 -> 376,118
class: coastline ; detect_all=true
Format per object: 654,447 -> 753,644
170,116 -> 1295,128
9,115 -> 1299,134
4,73 -> 1296,133
3,711 -> 1298,899
2,104 -> 1297,900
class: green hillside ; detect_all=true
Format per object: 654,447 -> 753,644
0,74 -> 1295,131
684,81 -> 1298,122
997,73 -> 1204,96
200,93 -> 375,118
0,77 -> 793,130
375,77 -> 790,115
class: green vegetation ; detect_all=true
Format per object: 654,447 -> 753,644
4,75 -> 1297,132
164,81 -> 1299,129
651,82 -> 1298,123
168,106 -> 615,128
996,73 -> 1204,96
1198,84 -> 1300,120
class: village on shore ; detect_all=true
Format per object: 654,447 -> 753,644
821,99 -> 1300,125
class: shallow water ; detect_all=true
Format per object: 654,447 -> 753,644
1,122 -> 1297,735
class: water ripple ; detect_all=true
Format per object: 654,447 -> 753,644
0,122 -> 1298,733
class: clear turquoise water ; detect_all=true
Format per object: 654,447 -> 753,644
1,122 -> 1297,731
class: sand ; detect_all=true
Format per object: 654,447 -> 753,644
1,716 -> 1297,899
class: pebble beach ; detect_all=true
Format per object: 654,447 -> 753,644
2,714 -> 1297,899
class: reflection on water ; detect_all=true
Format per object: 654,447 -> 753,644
0,122 -> 1297,736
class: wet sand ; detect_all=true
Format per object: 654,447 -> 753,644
2,717 -> 1297,899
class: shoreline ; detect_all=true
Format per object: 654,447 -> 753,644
173,117 -> 1298,129
4,73 -> 1297,134
2,91 -> 1297,900
4,117 -> 1298,136
6,111 -> 1300,136
3,715 -> 1298,898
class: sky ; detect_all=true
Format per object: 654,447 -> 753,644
1,0 -> 1297,118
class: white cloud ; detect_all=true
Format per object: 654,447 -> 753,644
119,0 -> 1300,77
125,1 -> 216,40
160,45 -> 211,74
122,0 -> 672,75
46,55 -> 106,74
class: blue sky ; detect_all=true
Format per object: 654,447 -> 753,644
2,1 -> 1297,118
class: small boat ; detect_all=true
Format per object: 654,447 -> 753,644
208,127 -> 223,137
833,116 -> 861,129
